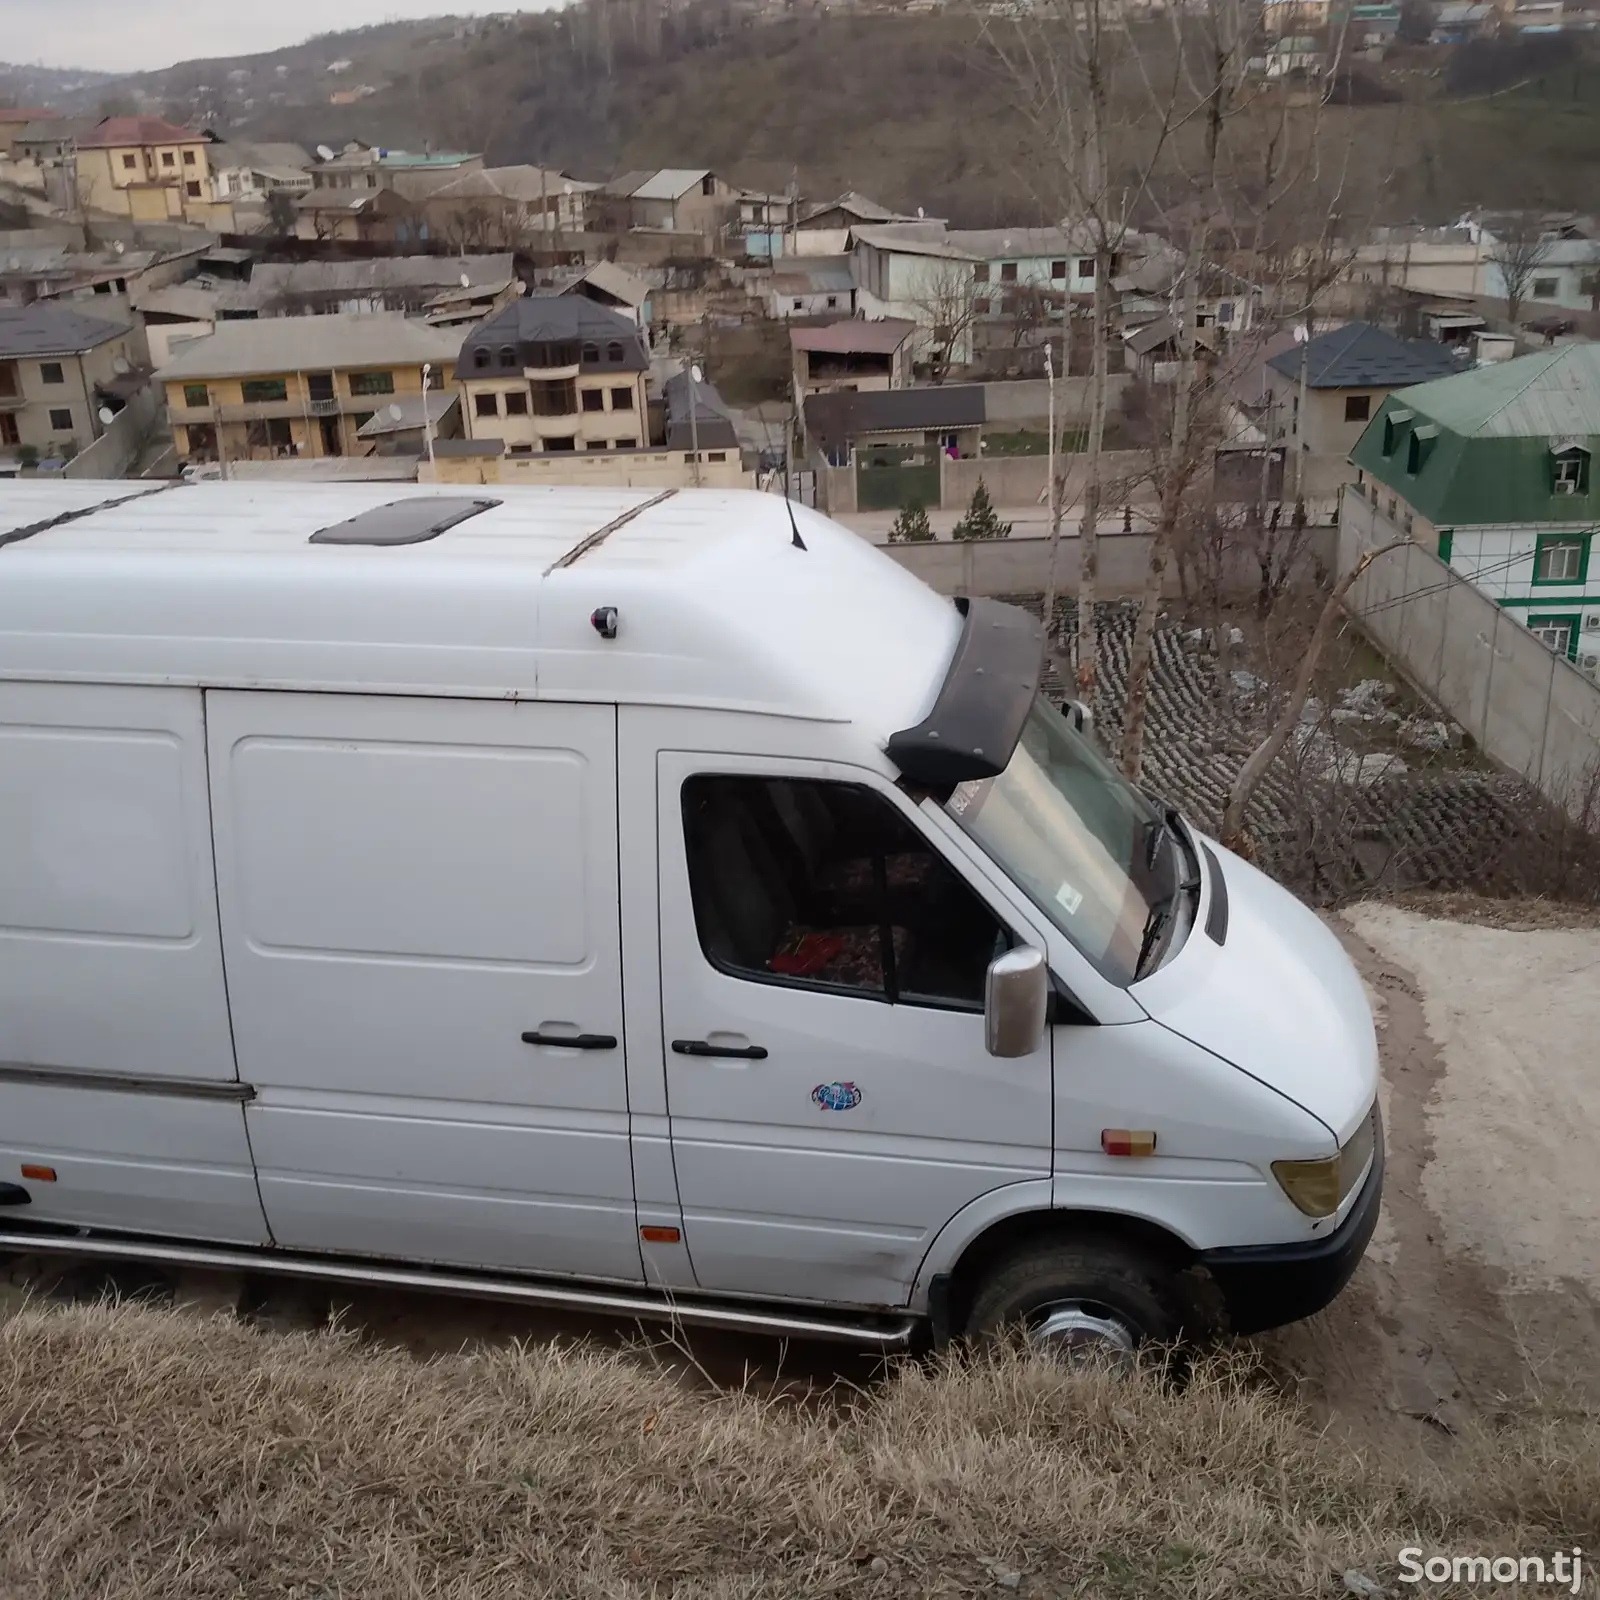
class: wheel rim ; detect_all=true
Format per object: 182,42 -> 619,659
1026,1300 -> 1139,1358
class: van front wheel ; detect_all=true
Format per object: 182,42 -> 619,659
964,1238 -> 1186,1357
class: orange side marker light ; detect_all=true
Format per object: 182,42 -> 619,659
1100,1130 -> 1157,1158
20,1165 -> 57,1183
640,1226 -> 681,1244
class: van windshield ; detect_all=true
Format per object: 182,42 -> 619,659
945,697 -> 1168,986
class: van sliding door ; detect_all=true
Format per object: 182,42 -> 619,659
206,690 -> 642,1281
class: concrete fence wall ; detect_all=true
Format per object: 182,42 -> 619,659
1341,491 -> 1600,818
979,374 -> 1133,428
941,450 -> 1153,513
881,524 -> 1336,599
61,384 -> 162,481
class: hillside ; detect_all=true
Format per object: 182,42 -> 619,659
14,8 -> 1600,226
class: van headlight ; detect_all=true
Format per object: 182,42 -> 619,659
1272,1106 -> 1377,1218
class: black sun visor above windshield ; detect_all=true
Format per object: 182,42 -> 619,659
885,597 -> 1044,788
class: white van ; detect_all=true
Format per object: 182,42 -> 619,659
0,482 -> 1381,1354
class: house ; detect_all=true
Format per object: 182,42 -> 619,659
309,142 -> 484,201
736,188 -> 795,259
72,116 -> 213,223
247,256 -> 517,320
1115,247 -> 1259,338
850,222 -> 1130,370
1265,321 -> 1467,457
1480,235 -> 1600,315
595,169 -> 738,242
790,319 -> 916,401
1348,345 -> 1600,665
293,188 -> 423,244
0,108 -> 57,160
206,141 -> 314,201
423,165 -> 597,245
768,257 -> 857,320
159,313 -> 463,466
1430,1 -> 1497,38
558,262 -> 652,327
0,303 -> 143,466
1122,316 -> 1217,383
1335,0 -> 1402,45
801,383 -> 986,466
793,192 -> 929,256
1263,35 -> 1326,75
454,294 -> 651,457
354,389 -> 463,457
9,118 -> 90,169
1349,224 -> 1489,300
1262,0 -> 1331,27
661,369 -> 742,455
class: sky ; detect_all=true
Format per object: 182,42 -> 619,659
0,1 -> 556,75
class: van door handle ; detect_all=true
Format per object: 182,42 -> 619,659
521,1031 -> 618,1050
671,1040 -> 769,1060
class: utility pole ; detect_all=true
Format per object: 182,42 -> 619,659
688,362 -> 703,487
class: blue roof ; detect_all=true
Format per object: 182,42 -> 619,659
1267,321 -> 1468,390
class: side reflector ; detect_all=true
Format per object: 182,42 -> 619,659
20,1165 -> 56,1182
1101,1130 -> 1157,1158
639,1226 -> 681,1244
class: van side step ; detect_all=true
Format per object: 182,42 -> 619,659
0,1229 -> 920,1351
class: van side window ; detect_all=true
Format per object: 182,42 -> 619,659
681,776 -> 1009,1008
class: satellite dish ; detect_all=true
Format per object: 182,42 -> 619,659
316,144 -> 335,161
97,407 -> 115,426
916,206 -> 925,218
113,355 -> 130,374
387,403 -> 404,422
690,364 -> 703,384
112,240 -> 125,255
460,272 -> 471,288
563,183 -> 573,196
1293,324 -> 1310,343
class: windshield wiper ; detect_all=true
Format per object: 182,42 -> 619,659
1134,817 -> 1203,981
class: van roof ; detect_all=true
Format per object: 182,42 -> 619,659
0,483 -> 959,748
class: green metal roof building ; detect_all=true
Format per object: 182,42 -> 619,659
1350,345 -> 1600,661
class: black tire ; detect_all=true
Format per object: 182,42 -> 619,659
964,1236 -> 1188,1351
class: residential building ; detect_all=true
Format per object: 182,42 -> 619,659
1123,316 -> 1218,383
73,116 -> 213,223
801,383 -> 985,466
1262,0 -> 1331,26
1480,235 -> 1600,315
0,108 -> 56,160
0,303 -> 142,465
1430,1 -> 1497,37
455,294 -> 650,457
558,263 -> 652,328
768,256 -> 857,320
247,256 -> 516,320
736,188 -> 796,259
1116,247 -> 1260,337
1348,344 -> 1600,665
10,118 -> 90,169
1265,322 -> 1467,457
423,165 -> 598,244
1263,35 -> 1326,75
790,319 -> 916,401
354,390 -> 463,457
206,141 -> 314,201
595,169 -> 739,242
309,142 -> 484,201
1349,225 -> 1488,300
793,192 -> 929,256
661,369 -> 742,459
293,188 -> 423,244
159,312 -> 463,466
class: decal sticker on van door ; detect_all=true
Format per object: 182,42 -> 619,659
811,1081 -> 862,1112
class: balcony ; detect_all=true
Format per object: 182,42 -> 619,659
307,398 -> 340,417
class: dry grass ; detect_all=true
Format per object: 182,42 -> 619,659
1,1302 -> 1597,1598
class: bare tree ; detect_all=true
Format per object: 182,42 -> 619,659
1487,215 -> 1554,329
264,189 -> 298,238
908,259 -> 982,385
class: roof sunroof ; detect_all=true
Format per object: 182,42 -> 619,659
309,497 -> 501,546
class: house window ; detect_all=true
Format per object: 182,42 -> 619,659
826,295 -> 838,309
1000,262 -> 1017,283
241,379 -> 289,403
975,298 -> 991,315
581,342 -> 599,363
1533,532 -> 1589,585
161,152 -> 175,168
474,391 -> 501,418
793,299 -> 804,311
707,451 -> 727,462
1381,408 -> 1413,456
1532,277 -> 1559,300
48,408 -> 73,431
121,154 -> 137,170
473,347 -> 490,369
1051,260 -> 1066,280
582,388 -> 605,412
1078,258 -> 1095,279
614,436 -> 637,449
1528,614 -> 1580,660
530,379 -> 577,416
503,390 -> 529,416
39,362 -> 64,384
183,150 -> 196,166
701,174 -> 716,195
973,264 -> 989,283
606,341 -> 623,362
1217,301 -> 1236,325
185,182 -> 201,199
1553,447 -> 1590,495
348,370 -> 395,396
680,775 -> 1009,1008
1344,394 -> 1371,423
509,444 -> 534,456
498,345 -> 518,369
1406,424 -> 1439,474
546,434 -> 576,450
610,386 -> 634,410
183,383 -> 209,408
1437,528 -> 1454,562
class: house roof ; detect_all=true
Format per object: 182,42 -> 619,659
0,108 -> 57,125
155,313 -> 463,381
453,293 -> 648,380
0,303 -> 131,358
214,140 -> 313,175
355,391 -> 461,436
1378,343 -> 1600,437
805,384 -> 986,444
790,318 -> 916,355
15,118 -> 90,143
565,261 -> 651,308
78,116 -> 201,149
662,370 -> 741,452
851,221 -> 1103,263
849,223 -> 977,261
799,191 -> 920,226
1266,322 -> 1467,389
626,169 -> 713,201
426,165 -> 597,203
250,255 -> 514,300
771,256 -> 856,296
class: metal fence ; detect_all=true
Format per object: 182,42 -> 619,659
1340,489 -> 1600,819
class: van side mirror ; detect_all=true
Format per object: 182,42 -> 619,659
1063,699 -> 1094,736
985,946 -> 1049,1057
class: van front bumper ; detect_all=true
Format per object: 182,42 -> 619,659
1198,1110 -> 1384,1337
